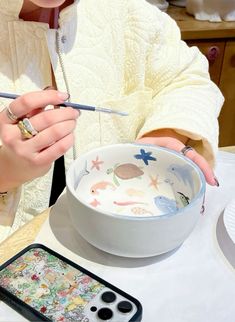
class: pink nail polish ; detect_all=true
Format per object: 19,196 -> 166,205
58,92 -> 70,101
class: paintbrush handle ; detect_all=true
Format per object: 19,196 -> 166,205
0,92 -> 128,116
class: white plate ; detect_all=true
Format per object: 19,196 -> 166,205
223,198 -> 235,243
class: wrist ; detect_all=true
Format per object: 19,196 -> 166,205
141,128 -> 189,145
0,148 -> 22,191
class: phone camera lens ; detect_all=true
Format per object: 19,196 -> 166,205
90,306 -> 97,312
117,301 -> 133,314
97,307 -> 113,320
101,291 -> 117,303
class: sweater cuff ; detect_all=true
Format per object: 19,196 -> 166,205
0,187 -> 21,227
137,107 -> 220,168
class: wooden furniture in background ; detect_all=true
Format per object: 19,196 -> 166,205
168,5 -> 235,147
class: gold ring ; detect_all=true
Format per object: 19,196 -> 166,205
22,118 -> 38,136
180,145 -> 194,156
6,106 -> 19,122
17,120 -> 33,139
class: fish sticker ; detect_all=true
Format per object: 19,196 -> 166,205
167,164 -> 194,195
177,191 -> 190,207
134,149 -> 157,165
154,196 -> 178,214
90,181 -> 116,195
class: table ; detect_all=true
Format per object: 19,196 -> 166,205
0,146 -> 234,265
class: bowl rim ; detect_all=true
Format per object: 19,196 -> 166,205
66,143 -> 206,221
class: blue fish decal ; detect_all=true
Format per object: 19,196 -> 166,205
154,196 -> 178,214
134,149 -> 157,165
167,164 -> 194,195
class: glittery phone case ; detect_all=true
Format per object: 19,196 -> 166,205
0,244 -> 142,322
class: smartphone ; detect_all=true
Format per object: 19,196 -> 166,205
0,244 -> 142,322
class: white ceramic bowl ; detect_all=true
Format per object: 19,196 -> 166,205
66,143 -> 205,258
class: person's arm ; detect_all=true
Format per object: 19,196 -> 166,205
137,3 -> 224,163
0,131 -> 22,218
137,129 -> 217,185
128,0 -> 224,184
0,90 -> 79,193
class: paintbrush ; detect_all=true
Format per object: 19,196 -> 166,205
0,92 -> 128,116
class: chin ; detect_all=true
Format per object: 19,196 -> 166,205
29,0 -> 67,8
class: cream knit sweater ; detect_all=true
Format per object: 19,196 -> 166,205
0,0 -> 224,241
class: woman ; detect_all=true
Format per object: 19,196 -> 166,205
0,0 -> 223,242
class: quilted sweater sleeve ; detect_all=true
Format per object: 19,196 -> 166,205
0,187 -> 21,231
128,0 -> 224,167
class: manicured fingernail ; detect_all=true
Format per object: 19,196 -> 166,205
75,109 -> 80,117
214,177 -> 220,187
58,92 -> 70,101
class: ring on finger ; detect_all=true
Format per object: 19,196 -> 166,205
5,105 -> 19,122
22,117 -> 38,136
180,145 -> 194,156
17,118 -> 38,140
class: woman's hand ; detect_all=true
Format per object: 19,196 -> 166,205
137,129 -> 219,187
0,90 -> 80,191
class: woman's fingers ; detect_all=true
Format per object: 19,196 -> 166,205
181,148 -> 217,186
26,107 -> 79,133
0,89 -> 81,187
0,103 -> 79,169
137,136 -> 218,186
33,133 -> 75,166
2,106 -> 79,141
29,119 -> 77,152
2,90 -> 69,124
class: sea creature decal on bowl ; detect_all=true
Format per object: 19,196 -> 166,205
125,188 -> 145,197
154,196 -> 178,214
167,164 -> 194,195
90,181 -> 116,195
89,199 -> 101,207
90,156 -> 104,171
134,148 -> 157,165
107,163 -> 144,186
113,200 -> 147,206
74,148 -> 198,217
75,161 -> 89,189
67,144 -> 205,257
149,174 -> 162,190
177,192 -> 190,206
131,207 -> 153,216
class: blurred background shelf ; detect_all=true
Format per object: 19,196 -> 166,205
168,5 -> 235,147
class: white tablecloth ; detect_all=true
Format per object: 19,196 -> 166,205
1,151 -> 235,322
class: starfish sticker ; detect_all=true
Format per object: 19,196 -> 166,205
134,149 -> 157,165
91,156 -> 104,171
90,199 -> 101,207
149,175 -> 161,190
